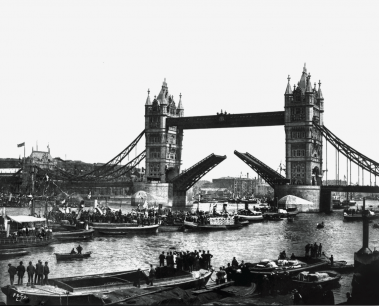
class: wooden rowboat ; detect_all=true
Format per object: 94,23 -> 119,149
54,252 -> 92,260
292,270 -> 341,289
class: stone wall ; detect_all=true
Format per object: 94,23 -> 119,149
274,185 -> 321,212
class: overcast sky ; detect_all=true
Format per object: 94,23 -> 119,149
1,0 -> 378,185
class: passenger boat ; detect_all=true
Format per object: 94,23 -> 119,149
184,217 -> 243,231
247,257 -> 329,276
343,210 -> 379,221
55,251 -> 92,260
52,229 -> 95,241
0,249 -> 30,258
237,209 -> 264,222
1,267 -> 213,305
291,270 -> 341,290
98,224 -> 159,235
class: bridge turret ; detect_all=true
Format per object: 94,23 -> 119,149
284,75 -> 293,106
305,74 -> 314,105
177,93 -> 184,117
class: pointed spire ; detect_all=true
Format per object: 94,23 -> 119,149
285,75 -> 292,94
177,93 -> 184,109
157,78 -> 168,105
298,63 -> 308,92
318,80 -> 324,99
145,89 -> 152,105
306,73 -> 313,92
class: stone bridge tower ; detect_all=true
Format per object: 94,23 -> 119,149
284,65 -> 324,186
144,79 -> 184,183
284,64 -> 324,187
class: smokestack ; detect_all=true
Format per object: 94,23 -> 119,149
247,173 -> 249,179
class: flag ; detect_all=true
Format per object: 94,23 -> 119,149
17,142 -> 25,148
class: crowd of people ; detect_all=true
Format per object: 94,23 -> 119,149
7,260 -> 50,286
158,249 -> 213,272
305,242 -> 323,258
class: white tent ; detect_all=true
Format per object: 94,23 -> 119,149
278,195 -> 314,212
7,215 -> 46,223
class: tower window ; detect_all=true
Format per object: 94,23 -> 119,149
301,150 -> 305,157
150,147 -> 160,158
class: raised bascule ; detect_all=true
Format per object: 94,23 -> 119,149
22,65 -> 379,211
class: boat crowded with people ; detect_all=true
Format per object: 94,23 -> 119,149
343,209 -> 379,221
1,267 -> 212,305
0,215 -> 54,250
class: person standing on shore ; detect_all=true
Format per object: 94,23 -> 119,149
8,263 -> 17,285
159,252 -> 165,267
43,262 -> 50,285
27,261 -> 35,284
34,261 -> 39,284
36,260 -> 44,285
16,261 -> 25,285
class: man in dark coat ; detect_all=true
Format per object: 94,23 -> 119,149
36,260 -> 44,285
27,261 -> 36,284
43,262 -> 50,285
16,261 -> 26,285
8,263 -> 17,285
76,245 -> 83,254
159,252 -> 165,267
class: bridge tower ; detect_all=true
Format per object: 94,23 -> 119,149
276,64 -> 325,211
284,64 -> 324,186
144,79 -> 184,183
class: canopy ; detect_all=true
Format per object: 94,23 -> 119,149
278,195 -> 313,206
7,215 -> 46,223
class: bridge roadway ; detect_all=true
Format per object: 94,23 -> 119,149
166,111 -> 284,129
322,185 -> 379,193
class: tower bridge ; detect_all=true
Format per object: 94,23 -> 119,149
14,65 -> 379,211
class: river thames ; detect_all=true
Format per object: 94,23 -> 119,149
1,200 -> 379,304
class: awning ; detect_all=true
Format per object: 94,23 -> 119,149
7,215 -> 46,223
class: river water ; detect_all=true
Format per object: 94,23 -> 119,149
1,200 -> 378,305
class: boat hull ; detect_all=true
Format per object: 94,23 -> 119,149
184,221 -> 243,231
0,250 -> 30,258
55,252 -> 92,260
53,229 -> 95,241
0,237 -> 53,250
158,225 -> 184,232
344,215 -> 379,221
237,215 -> 264,222
98,224 -> 159,235
248,257 -> 329,277
1,269 -> 212,306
